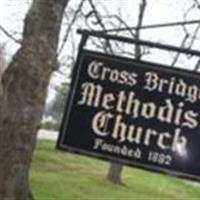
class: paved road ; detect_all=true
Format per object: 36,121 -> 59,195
37,129 -> 58,141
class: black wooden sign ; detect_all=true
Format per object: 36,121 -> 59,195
57,50 -> 200,182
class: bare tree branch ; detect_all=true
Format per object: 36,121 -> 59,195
100,15 -> 136,38
171,2 -> 200,67
88,0 -> 114,54
0,25 -> 21,44
135,0 -> 147,60
58,0 -> 86,55
194,0 -> 200,8
171,33 -> 189,66
188,23 -> 200,49
194,59 -> 200,71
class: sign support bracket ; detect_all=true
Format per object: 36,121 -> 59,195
77,29 -> 200,57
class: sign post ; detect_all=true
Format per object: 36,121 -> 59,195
57,30 -> 200,182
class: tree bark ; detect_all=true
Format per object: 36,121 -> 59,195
0,0 -> 69,199
0,45 -> 6,96
107,162 -> 123,184
107,0 -> 147,185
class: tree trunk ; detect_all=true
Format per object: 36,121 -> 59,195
0,45 -> 6,96
0,0 -> 69,199
106,0 -> 147,186
107,162 -> 123,184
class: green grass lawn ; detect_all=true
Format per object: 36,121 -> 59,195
31,140 -> 200,200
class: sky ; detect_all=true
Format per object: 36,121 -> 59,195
0,0 -> 200,102
0,1 -> 199,62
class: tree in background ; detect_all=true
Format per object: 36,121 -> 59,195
44,82 -> 69,129
103,0 -> 147,185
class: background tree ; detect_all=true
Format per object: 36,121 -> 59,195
0,44 -> 6,96
45,82 -> 69,128
107,0 -> 147,185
